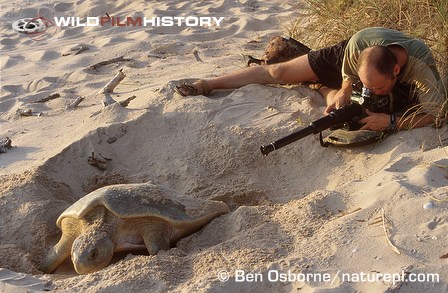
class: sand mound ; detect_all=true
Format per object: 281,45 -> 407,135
1,0 -> 447,292
1,83 -> 447,292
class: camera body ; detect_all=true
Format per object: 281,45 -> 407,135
340,82 -> 392,130
350,82 -> 391,114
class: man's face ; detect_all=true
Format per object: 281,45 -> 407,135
358,66 -> 397,95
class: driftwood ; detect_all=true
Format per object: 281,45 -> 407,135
99,69 -> 126,107
17,109 -> 42,117
62,44 -> 90,56
119,95 -> 136,107
66,96 -> 85,109
336,207 -> 362,218
33,93 -> 60,103
88,56 -> 133,70
90,69 -> 136,108
100,68 -> 126,94
368,217 -> 383,226
17,109 -> 32,116
101,93 -> 117,107
0,138 -> 12,153
88,152 -> 111,170
192,49 -> 203,62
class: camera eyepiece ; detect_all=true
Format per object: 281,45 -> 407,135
361,86 -> 372,99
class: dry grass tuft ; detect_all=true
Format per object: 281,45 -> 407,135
288,0 -> 447,78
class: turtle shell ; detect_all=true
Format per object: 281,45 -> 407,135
57,182 -> 229,228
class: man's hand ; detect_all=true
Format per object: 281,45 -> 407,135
324,89 -> 351,114
359,110 -> 390,131
324,80 -> 353,115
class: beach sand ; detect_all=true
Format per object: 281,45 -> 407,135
0,0 -> 447,292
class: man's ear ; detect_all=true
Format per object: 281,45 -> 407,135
393,64 -> 400,76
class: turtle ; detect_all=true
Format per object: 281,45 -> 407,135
40,182 -> 229,274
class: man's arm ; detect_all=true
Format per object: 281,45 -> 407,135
359,110 -> 436,131
324,79 -> 354,114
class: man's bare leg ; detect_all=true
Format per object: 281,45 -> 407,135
176,55 -> 320,96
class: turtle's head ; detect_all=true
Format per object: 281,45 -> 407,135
71,231 -> 115,274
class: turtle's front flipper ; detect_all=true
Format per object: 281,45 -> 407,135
139,220 -> 172,255
40,218 -> 80,273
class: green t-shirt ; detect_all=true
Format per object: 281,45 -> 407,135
342,27 -> 446,117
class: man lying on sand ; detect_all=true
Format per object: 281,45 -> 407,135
176,27 -> 446,132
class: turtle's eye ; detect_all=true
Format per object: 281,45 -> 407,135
89,248 -> 98,260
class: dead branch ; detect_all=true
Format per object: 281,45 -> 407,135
101,92 -> 117,107
88,152 -> 110,170
0,137 -> 13,153
33,93 -> 60,103
88,56 -> 133,70
66,96 -> 85,109
336,207 -> 362,218
99,68 -> 126,94
17,109 -> 42,117
62,44 -> 90,56
368,217 -> 383,226
381,208 -> 401,255
98,69 -> 127,107
119,95 -> 136,107
192,49 -> 203,62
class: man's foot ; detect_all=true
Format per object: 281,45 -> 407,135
174,79 -> 211,96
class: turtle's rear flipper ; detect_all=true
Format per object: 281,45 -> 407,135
247,55 -> 264,66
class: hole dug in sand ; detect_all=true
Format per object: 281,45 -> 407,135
0,88 -> 334,278
0,86 -> 356,276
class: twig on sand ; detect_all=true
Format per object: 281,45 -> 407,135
33,93 -> 60,103
88,152 -> 111,170
368,216 -> 383,226
100,68 -> 127,94
99,69 -> 126,107
101,92 -> 117,107
381,208 -> 401,255
88,56 -> 133,70
192,49 -> 203,62
92,69 -> 136,108
62,44 -> 90,56
17,109 -> 42,117
336,207 -> 362,218
0,137 -> 13,153
119,95 -> 136,107
424,188 -> 448,202
66,96 -> 85,109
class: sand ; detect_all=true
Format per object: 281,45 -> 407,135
0,0 -> 447,292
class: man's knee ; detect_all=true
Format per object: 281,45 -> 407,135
267,63 -> 287,82
267,55 -> 316,84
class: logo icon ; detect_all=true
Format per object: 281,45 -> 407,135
12,7 -> 58,41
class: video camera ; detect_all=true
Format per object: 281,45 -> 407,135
260,82 -> 391,156
350,82 -> 392,114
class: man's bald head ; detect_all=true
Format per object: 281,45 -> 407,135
358,45 -> 398,79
